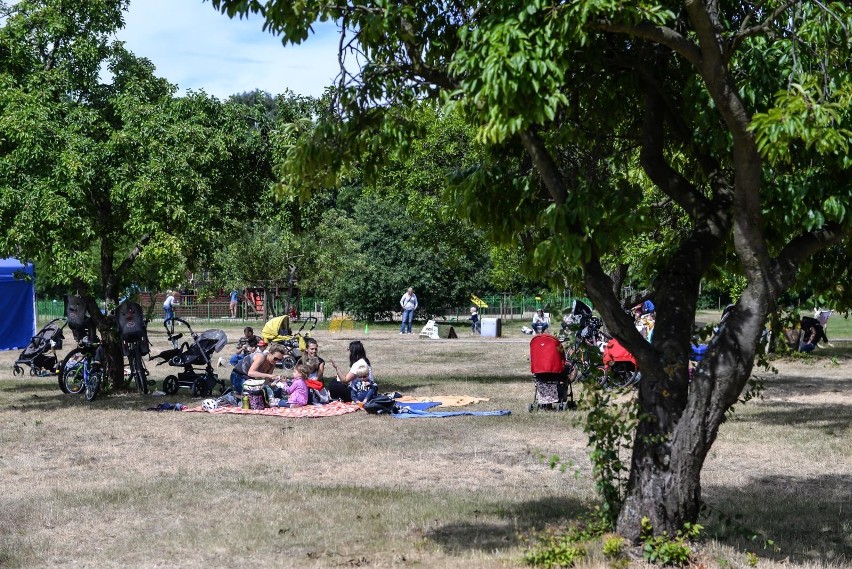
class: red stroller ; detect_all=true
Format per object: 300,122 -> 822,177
529,334 -> 576,411
601,338 -> 640,388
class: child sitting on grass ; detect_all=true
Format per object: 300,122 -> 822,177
272,362 -> 309,408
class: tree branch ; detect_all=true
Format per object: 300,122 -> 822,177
726,0 -> 801,59
519,129 -> 567,206
770,223 -> 851,296
115,234 -> 151,278
640,80 -> 710,219
593,21 -> 702,69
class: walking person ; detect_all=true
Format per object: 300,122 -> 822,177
163,290 -> 179,321
399,287 -> 418,334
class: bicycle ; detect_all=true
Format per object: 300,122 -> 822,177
117,301 -> 152,394
58,338 -> 107,402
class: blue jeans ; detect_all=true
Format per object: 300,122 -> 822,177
230,371 -> 246,394
533,322 -> 549,334
401,309 -> 414,333
164,307 -> 174,321
229,354 -> 245,366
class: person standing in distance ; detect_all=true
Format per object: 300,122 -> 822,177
399,287 -> 418,334
229,289 -> 239,319
163,290 -> 179,321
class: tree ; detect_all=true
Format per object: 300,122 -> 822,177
212,0 -> 852,539
0,0 -> 267,387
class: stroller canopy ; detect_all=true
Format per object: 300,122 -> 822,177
530,334 -> 565,375
199,329 -> 228,354
261,315 -> 291,343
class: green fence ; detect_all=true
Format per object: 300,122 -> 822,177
36,293 -> 590,325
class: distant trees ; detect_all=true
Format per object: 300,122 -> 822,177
0,0 -> 268,386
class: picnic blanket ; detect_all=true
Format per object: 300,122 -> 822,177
184,401 -> 360,418
395,395 -> 489,407
393,409 -> 511,419
394,401 -> 442,412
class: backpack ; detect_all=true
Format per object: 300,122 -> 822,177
362,394 -> 398,415
309,387 -> 331,405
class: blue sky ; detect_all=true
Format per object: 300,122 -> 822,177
116,0 -> 341,99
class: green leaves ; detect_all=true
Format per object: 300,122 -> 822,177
751,79 -> 852,165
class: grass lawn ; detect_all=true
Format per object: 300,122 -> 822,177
0,324 -> 849,568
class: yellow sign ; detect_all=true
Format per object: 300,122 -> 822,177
471,294 -> 488,308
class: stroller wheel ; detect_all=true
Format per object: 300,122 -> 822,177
12,365 -> 23,377
528,403 -> 534,413
557,403 -> 565,411
281,355 -> 296,370
163,375 -> 179,395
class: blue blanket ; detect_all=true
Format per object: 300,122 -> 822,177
394,401 -> 442,412
392,409 -> 511,419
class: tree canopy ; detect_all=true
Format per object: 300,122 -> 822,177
0,0 -> 272,385
211,0 -> 852,539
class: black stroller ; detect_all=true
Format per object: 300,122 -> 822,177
151,317 -> 228,396
12,318 -> 67,377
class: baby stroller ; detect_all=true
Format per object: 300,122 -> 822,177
260,315 -> 318,369
12,318 -> 67,377
151,317 -> 228,396
529,334 -> 576,411
601,338 -> 640,388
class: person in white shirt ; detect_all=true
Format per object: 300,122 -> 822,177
399,287 -> 418,334
532,309 -> 549,334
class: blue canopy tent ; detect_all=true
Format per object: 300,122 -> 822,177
0,258 -> 36,351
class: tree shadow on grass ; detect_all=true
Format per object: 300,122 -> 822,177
424,497 -> 588,553
703,473 -> 852,565
736,401 -> 852,435
763,372 -> 852,397
0,386 -> 189,413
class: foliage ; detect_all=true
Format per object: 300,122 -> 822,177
640,517 -> 701,566
324,192 -> 487,320
522,512 -> 612,568
214,222 -> 300,289
601,534 -> 625,558
0,0 -> 272,387
578,379 -> 640,527
524,538 -> 585,568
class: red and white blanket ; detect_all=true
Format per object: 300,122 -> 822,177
184,401 -> 360,418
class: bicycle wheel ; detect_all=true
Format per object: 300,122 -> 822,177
85,370 -> 101,401
130,343 -> 149,394
59,349 -> 86,394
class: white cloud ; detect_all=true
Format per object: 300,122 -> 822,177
116,0 -> 340,99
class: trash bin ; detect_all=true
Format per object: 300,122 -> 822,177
481,317 -> 502,337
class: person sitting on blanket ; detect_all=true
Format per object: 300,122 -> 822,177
229,326 -> 260,366
328,340 -> 375,403
230,343 -> 287,394
296,337 -> 325,379
271,362 -> 309,407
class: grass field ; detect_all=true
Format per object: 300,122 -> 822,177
1,322 -> 850,568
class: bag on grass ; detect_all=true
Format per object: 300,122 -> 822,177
362,394 -> 398,415
243,379 -> 268,409
309,387 -> 331,405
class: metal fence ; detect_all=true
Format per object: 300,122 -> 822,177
35,292 -> 590,325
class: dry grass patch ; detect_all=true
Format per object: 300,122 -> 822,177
0,327 -> 850,567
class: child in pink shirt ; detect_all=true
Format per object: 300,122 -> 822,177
277,362 -> 309,407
